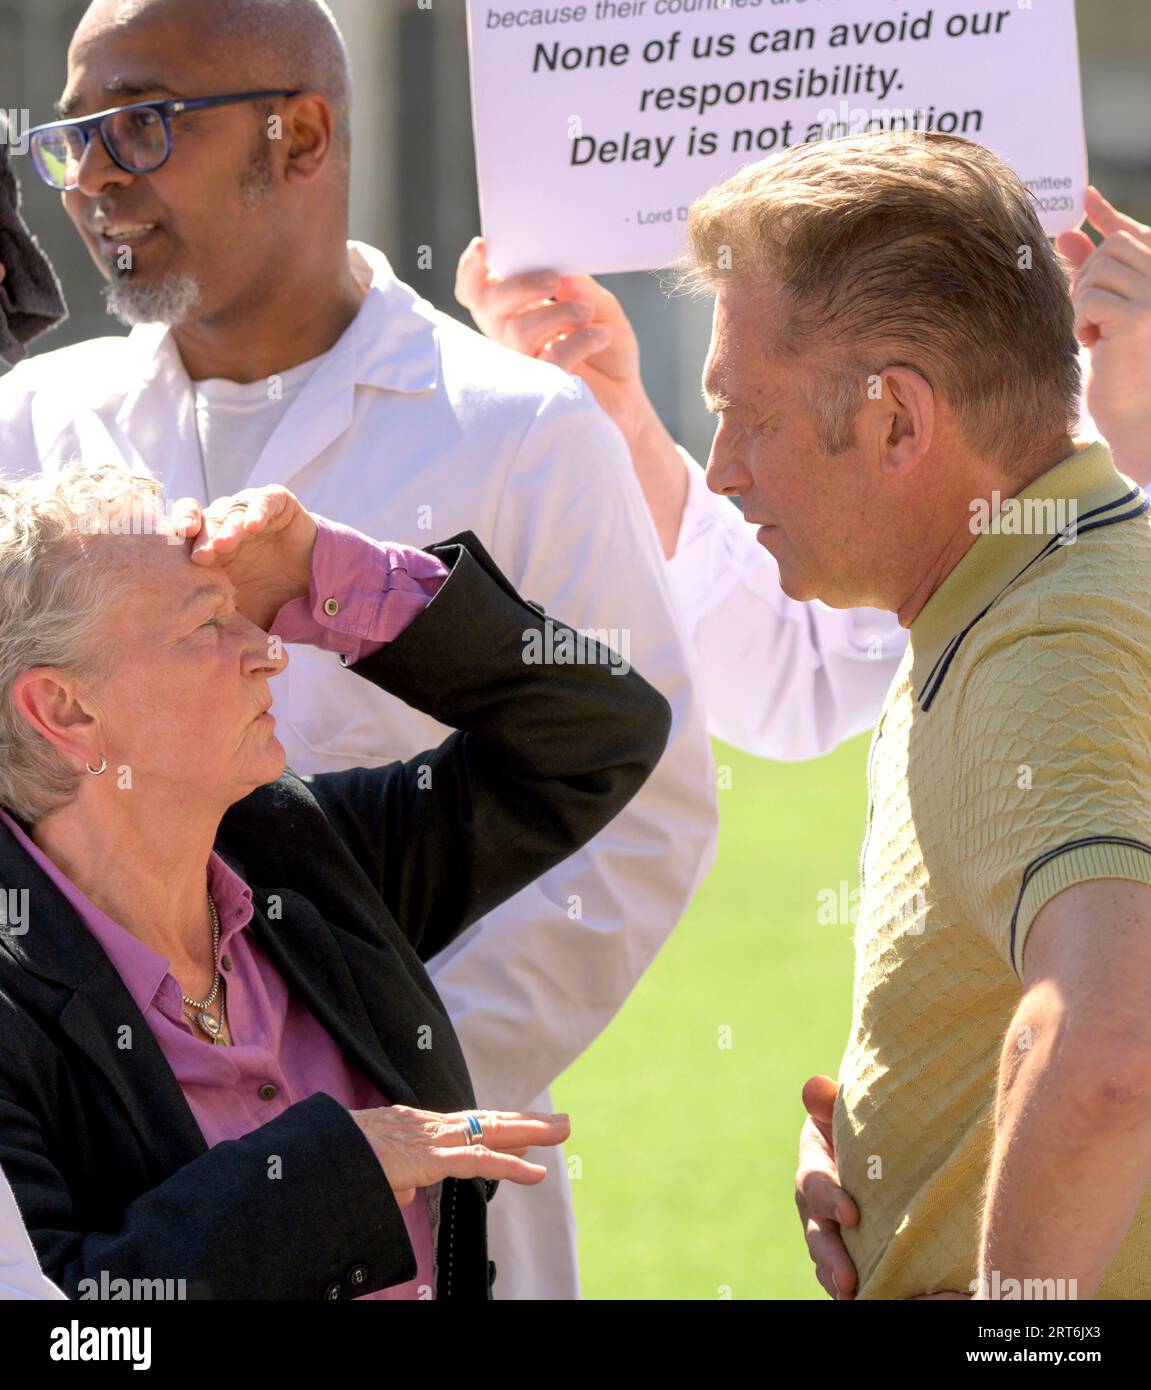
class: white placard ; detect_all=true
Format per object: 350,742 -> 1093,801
467,0 -> 1087,276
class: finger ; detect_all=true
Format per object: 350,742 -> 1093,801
1076,285 -> 1133,341
539,326 -> 612,375
812,1261 -> 839,1301
236,487 -> 287,533
462,262 -> 562,336
801,1075 -> 845,1160
1085,185 -> 1151,243
503,299 -> 597,359
798,1163 -> 856,1223
802,1074 -> 838,1127
797,1145 -> 858,1226
432,1145 -> 550,1185
196,507 -> 249,556
454,238 -> 560,316
482,269 -> 563,323
554,273 -> 623,322
1075,320 -> 1101,349
190,496 -> 237,563
805,1216 -> 859,1297
454,236 -> 489,309
1056,229 -> 1095,275
437,1111 -> 571,1149
444,1108 -> 570,1125
169,497 -> 203,539
1086,230 -> 1151,279
1076,255 -> 1149,305
199,491 -> 275,554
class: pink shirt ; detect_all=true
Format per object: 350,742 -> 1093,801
0,518 -> 449,1299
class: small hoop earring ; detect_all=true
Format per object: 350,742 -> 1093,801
85,755 -> 108,776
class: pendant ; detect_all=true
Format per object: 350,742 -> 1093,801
196,1009 -> 222,1040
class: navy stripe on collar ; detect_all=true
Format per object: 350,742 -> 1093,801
917,493 -> 1149,711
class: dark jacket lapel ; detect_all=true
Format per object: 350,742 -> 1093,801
246,888 -> 421,1109
0,826 -> 207,1174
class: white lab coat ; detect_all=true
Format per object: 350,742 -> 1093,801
0,1164 -> 65,1300
0,243 -> 720,1300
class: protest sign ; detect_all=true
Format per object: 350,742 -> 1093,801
467,0 -> 1087,276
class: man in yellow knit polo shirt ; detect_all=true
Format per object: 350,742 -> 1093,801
686,131 -> 1151,1300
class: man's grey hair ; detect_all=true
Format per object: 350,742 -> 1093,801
0,457 -> 165,824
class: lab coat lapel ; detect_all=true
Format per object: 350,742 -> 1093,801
243,242 -> 441,495
113,325 -> 203,502
243,339 -> 358,494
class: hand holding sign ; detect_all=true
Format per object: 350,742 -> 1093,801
1058,187 -> 1151,480
455,236 -> 686,556
457,237 -> 636,425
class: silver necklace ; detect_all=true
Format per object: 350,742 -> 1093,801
181,891 -> 226,1042
183,992 -> 228,1046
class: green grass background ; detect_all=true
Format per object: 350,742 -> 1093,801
553,733 -> 871,1300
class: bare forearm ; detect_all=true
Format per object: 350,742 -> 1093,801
980,1007 -> 1151,1299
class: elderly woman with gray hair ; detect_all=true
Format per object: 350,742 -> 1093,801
0,457 -> 669,1301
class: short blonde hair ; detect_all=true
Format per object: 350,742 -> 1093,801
0,457 -> 165,824
684,132 -> 1081,463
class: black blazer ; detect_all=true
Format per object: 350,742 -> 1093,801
0,532 -> 670,1300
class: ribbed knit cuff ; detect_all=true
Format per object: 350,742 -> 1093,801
1012,839 -> 1151,976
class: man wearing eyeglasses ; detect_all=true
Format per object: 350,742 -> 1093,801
0,0 -> 724,1301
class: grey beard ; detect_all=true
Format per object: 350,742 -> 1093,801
104,271 -> 203,327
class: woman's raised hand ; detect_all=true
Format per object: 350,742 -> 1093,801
169,485 -> 319,631
349,1105 -> 571,1209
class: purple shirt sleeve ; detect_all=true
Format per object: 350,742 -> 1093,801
268,515 -> 449,664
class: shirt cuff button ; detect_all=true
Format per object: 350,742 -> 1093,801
322,597 -> 340,617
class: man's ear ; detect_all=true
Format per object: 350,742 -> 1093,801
9,667 -> 100,766
280,93 -> 334,184
876,365 -> 935,476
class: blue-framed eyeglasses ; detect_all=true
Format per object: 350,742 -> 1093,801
26,89 -> 299,191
